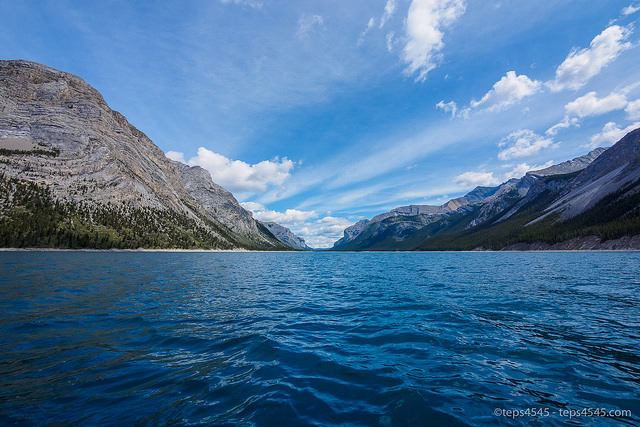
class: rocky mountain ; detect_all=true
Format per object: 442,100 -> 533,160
529,147 -> 607,176
171,161 -> 285,248
538,133 -> 640,221
261,222 -> 311,250
333,133 -> 640,251
332,186 -> 501,249
0,59 -> 290,250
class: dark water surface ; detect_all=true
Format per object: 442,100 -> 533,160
0,251 -> 638,426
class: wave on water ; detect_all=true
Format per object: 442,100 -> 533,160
0,251 -> 638,426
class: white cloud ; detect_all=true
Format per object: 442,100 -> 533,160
239,201 -> 265,212
357,17 -> 376,46
470,71 -> 542,112
165,151 -> 186,163
367,17 -> 375,30
503,163 -> 533,180
258,111 -> 499,207
454,171 -> 499,187
359,0 -> 398,47
588,121 -> 640,148
243,204 -> 352,248
546,116 -> 580,136
250,208 -> 318,226
436,100 -> 457,118
455,161 -> 556,190
380,0 -> 398,28
547,90 -> 630,136
402,0 -> 466,82
502,161 -> 554,180
298,216 -> 355,248
182,147 -> 294,194
622,4 -> 640,15
498,129 -> 556,160
549,25 -> 632,92
219,0 -> 263,8
626,99 -> 640,120
564,91 -> 628,118
443,71 -> 541,118
297,14 -> 324,38
386,31 -> 395,52
368,17 -> 375,28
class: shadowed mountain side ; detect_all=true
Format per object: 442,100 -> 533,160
332,131 -> 640,251
261,222 -> 311,250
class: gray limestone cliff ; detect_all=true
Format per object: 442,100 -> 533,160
261,222 -> 310,250
171,161 -> 283,248
0,59 -> 288,250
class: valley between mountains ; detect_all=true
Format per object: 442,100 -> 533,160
1,60 -> 639,251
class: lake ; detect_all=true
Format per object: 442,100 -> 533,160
0,251 -> 638,426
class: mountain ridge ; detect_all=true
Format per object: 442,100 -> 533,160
333,134 -> 640,251
0,59 -> 299,250
261,222 -> 311,250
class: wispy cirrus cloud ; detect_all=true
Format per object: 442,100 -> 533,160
379,0 -> 398,28
258,108 -> 523,209
386,31 -> 396,52
359,0 -> 398,45
549,25 -> 632,92
498,129 -> 556,161
357,17 -> 375,46
219,0 -> 263,8
297,14 -> 324,38
436,100 -> 458,118
402,0 -> 466,82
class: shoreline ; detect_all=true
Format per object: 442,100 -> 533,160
0,247 -> 255,253
1,247 -> 639,253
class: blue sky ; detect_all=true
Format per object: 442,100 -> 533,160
2,1 -> 640,247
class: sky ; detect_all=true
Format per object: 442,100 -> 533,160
1,1 -> 640,248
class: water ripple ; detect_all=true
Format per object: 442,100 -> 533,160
0,251 -> 639,426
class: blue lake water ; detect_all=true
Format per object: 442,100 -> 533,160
0,251 -> 638,426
